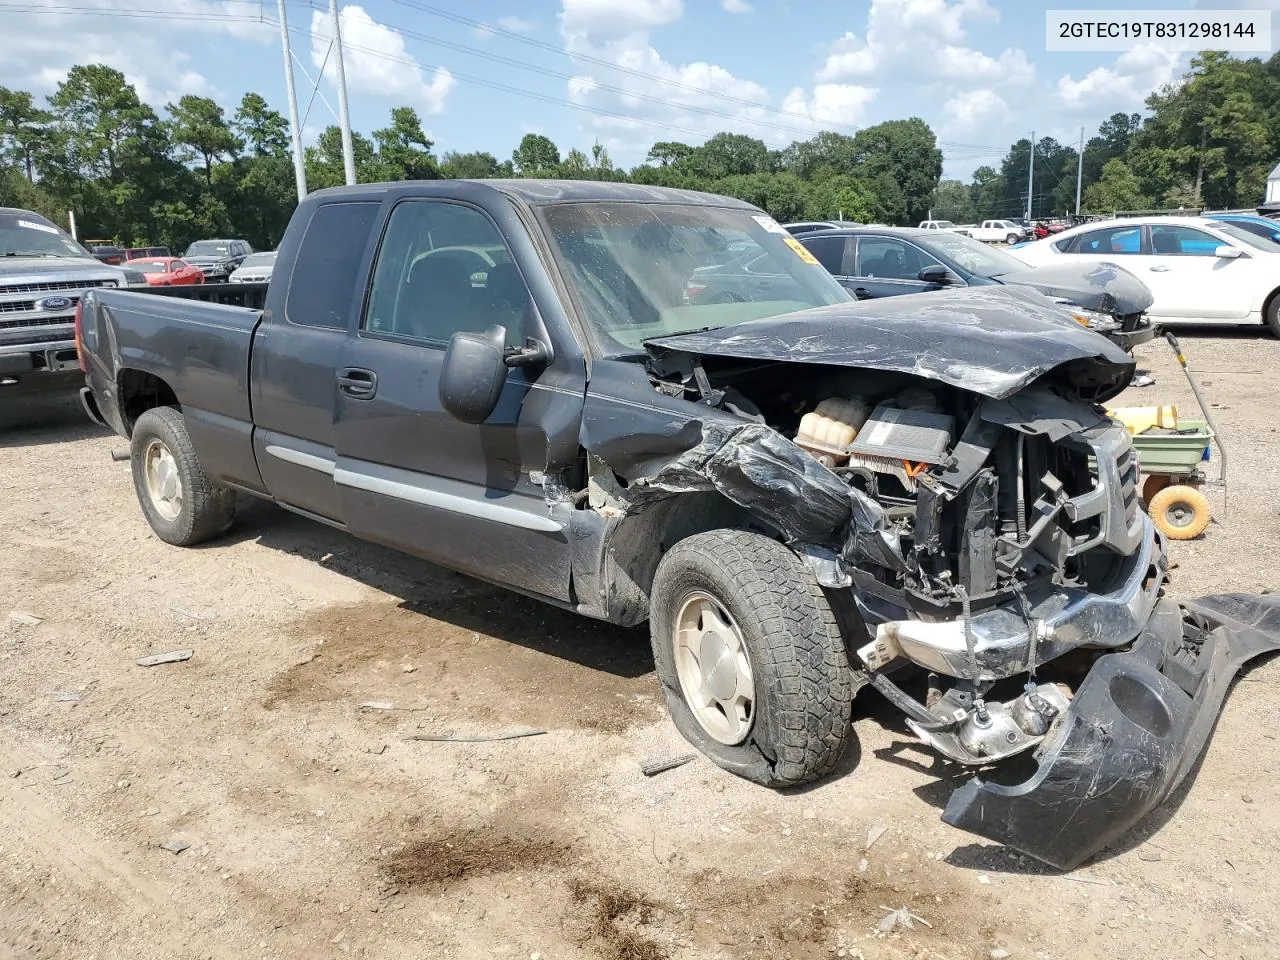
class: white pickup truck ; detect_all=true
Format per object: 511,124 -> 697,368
916,219 -> 970,236
966,219 -> 1029,244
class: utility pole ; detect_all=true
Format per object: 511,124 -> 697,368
1075,126 -> 1084,215
277,0 -> 307,201
1026,130 -> 1035,221
330,0 -> 357,185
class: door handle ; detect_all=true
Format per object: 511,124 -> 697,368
337,367 -> 377,399
1149,265 -> 1171,272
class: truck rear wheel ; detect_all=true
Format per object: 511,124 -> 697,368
130,406 -> 235,546
649,529 -> 861,788
1006,233 -> 1020,245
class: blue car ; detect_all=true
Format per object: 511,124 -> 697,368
1206,213 -> 1280,247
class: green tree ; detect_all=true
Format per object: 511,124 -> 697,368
1083,158 -> 1150,213
691,132 -> 771,179
439,150 -> 505,179
0,87 -> 53,181
512,133 -> 560,175
305,126 -> 379,187
372,106 -> 439,181
645,140 -> 693,167
168,95 -> 242,183
930,179 -> 976,224
777,131 -> 859,182
234,92 -> 289,158
850,119 -> 941,225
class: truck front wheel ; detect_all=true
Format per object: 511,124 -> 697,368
130,406 -> 235,546
649,529 -> 861,787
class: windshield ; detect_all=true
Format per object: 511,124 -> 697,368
931,220 -> 955,228
185,241 -> 231,257
915,231 -> 1028,278
0,213 -> 92,259
132,260 -> 170,273
240,252 -> 276,267
1213,222 -> 1280,252
537,202 -> 849,354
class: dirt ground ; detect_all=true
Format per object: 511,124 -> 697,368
1,332 -> 1278,960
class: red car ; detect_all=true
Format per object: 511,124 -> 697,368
131,257 -> 204,286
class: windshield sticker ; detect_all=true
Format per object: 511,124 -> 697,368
752,215 -> 787,235
784,235 -> 821,266
17,218 -> 60,235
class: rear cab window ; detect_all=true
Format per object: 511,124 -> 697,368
285,202 -> 381,329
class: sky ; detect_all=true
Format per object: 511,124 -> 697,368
1,0 -> 1277,181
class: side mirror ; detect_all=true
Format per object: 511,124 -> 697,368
917,264 -> 952,285
439,325 -> 507,424
1214,245 -> 1244,259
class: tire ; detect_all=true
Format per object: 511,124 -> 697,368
129,406 -> 235,546
1265,292 -> 1280,338
1006,233 -> 1020,245
1148,484 -> 1211,540
649,529 -> 862,788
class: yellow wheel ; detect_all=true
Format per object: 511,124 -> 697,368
1148,484 -> 1211,540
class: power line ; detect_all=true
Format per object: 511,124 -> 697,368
290,0 -> 867,143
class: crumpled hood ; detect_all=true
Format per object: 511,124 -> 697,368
647,285 -> 1135,402
994,261 -> 1154,317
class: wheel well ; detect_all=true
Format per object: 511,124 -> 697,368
600,493 -> 759,626
117,369 -> 179,435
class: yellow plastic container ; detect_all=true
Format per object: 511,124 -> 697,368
1107,405 -> 1178,435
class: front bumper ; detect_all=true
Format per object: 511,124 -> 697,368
943,592 -> 1280,870
866,518 -> 1164,681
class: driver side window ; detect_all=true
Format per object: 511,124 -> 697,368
855,237 -> 938,281
364,200 -> 529,347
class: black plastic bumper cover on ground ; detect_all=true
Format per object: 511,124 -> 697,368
942,593 -> 1280,870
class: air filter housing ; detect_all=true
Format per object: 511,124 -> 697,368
848,405 -> 955,464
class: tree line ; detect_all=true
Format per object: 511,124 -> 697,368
1,52 -> 1277,253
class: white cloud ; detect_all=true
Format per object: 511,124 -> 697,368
497,15 -> 538,31
940,88 -> 1006,137
721,0 -> 752,12
780,84 -> 877,127
559,0 -> 683,41
0,0 -> 267,114
1057,43 -> 1181,111
557,0 -> 861,154
310,5 -> 455,115
817,0 -> 1016,85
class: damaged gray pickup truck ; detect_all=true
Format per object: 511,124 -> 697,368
76,181 -> 1280,870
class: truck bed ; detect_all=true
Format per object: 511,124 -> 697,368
80,287 -> 263,488
132,281 -> 270,311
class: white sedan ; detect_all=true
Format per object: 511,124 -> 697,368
1007,216 -> 1280,335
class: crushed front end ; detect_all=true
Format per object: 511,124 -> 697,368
629,293 -> 1280,868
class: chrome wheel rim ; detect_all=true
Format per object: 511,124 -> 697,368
673,591 -> 755,746
142,438 -> 183,522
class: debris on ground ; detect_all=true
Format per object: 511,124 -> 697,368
876,905 -> 931,934
640,755 -> 695,777
160,837 -> 191,855
357,702 -> 430,712
865,823 -> 888,851
1137,846 -> 1163,862
49,691 -> 82,702
403,728 -> 546,743
8,610 -> 43,627
135,649 -> 193,667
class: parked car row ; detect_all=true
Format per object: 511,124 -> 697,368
785,224 -> 1154,349
1007,215 -> 1280,334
